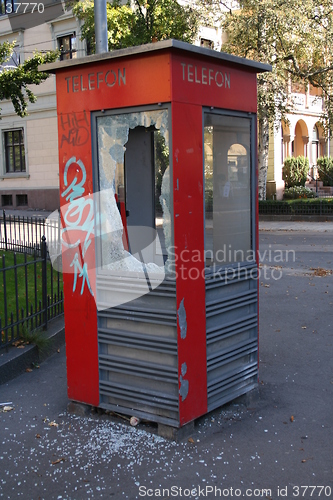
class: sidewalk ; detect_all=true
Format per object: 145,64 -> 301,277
0,228 -> 332,499
0,316 -> 65,385
259,219 -> 333,232
3,207 -> 333,232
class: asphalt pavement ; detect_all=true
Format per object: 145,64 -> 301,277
0,222 -> 332,500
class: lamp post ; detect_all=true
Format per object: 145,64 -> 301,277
94,0 -> 108,54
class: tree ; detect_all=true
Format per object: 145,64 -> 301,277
0,41 -> 59,118
198,0 -> 333,199
72,0 -> 198,52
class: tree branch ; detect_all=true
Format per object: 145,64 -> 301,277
285,53 -> 333,80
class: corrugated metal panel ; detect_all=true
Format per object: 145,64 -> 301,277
97,277 -> 179,425
206,264 -> 258,412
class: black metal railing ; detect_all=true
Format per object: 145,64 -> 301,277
259,199 -> 333,215
0,210 -> 60,255
0,236 -> 64,351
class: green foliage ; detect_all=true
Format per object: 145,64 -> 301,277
283,186 -> 316,199
317,156 -> 333,187
259,198 -> 333,215
198,0 -> 333,199
20,325 -> 51,354
154,131 -> 169,213
0,250 -> 63,326
282,156 -> 309,188
198,0 -> 333,133
72,0 -> 198,52
0,42 -> 59,118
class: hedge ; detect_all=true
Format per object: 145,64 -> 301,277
282,156 -> 309,188
317,157 -> 333,187
259,199 -> 333,215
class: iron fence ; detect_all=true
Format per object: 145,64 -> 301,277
0,209 -> 60,255
0,236 -> 64,351
259,200 -> 333,215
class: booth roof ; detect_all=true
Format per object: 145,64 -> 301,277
39,39 -> 271,74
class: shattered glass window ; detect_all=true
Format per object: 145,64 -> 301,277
95,109 -> 173,279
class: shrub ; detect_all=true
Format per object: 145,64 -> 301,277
283,156 -> 309,188
317,156 -> 333,187
283,186 -> 316,199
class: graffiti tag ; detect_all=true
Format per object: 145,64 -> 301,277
61,156 -> 95,296
60,111 -> 89,148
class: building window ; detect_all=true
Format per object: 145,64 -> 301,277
4,129 -> 26,173
0,0 -> 14,15
16,194 -> 28,206
58,34 -> 77,60
1,194 -> 13,206
200,38 -> 214,49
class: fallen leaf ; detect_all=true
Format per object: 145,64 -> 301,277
51,457 -> 65,465
188,437 -> 195,443
57,349 -> 60,353
26,368 -> 33,373
290,415 -> 294,422
310,267 -> 332,277
36,434 -> 41,439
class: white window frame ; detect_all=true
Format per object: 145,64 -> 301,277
0,124 -> 29,179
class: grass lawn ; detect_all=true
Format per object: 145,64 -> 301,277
0,250 -> 63,332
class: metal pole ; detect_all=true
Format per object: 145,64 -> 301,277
41,235 -> 48,331
3,210 -> 8,252
95,0 -> 108,54
328,128 -> 330,159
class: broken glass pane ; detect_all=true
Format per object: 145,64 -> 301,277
96,109 -> 172,277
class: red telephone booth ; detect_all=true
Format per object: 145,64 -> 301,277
42,40 -> 270,433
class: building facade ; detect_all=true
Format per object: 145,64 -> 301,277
267,84 -> 331,200
0,6 -> 86,211
1,2 -> 331,209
